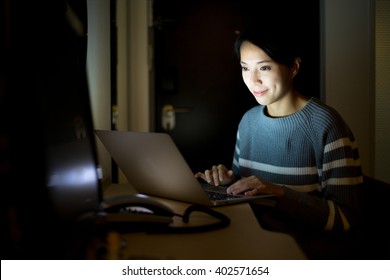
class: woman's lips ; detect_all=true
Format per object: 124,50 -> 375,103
253,89 -> 267,96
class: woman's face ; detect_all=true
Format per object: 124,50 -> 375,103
240,41 -> 296,107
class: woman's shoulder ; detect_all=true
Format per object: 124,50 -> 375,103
304,97 -> 346,123
241,105 -> 265,118
237,105 -> 266,131
302,97 -> 352,134
246,104 -> 264,113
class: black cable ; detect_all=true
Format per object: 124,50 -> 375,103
153,205 -> 231,233
91,204 -> 231,234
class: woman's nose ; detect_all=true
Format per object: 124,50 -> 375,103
250,70 -> 261,85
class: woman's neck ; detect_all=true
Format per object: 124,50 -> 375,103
266,92 -> 309,118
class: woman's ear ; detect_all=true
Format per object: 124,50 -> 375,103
291,57 -> 301,78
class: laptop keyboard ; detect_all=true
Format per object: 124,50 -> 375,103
206,191 -> 242,201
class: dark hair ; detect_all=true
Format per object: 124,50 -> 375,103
234,26 -> 301,68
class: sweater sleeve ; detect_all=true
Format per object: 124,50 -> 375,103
275,106 -> 363,233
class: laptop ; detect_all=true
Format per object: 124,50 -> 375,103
95,129 -> 275,206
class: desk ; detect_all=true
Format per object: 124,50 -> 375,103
102,184 -> 306,260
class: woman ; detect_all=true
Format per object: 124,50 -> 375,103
195,27 -> 363,234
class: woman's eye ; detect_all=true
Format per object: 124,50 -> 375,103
260,66 -> 271,71
241,66 -> 249,72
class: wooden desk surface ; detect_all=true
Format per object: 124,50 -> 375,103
103,184 -> 306,260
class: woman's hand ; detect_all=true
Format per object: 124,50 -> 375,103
227,175 -> 285,198
195,164 -> 235,186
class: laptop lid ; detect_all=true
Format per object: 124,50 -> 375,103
95,129 -> 270,206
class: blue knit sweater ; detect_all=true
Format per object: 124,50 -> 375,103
232,97 -> 363,232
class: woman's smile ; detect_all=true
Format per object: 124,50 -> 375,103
252,89 -> 268,96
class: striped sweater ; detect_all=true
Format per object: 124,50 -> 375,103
232,97 -> 363,232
